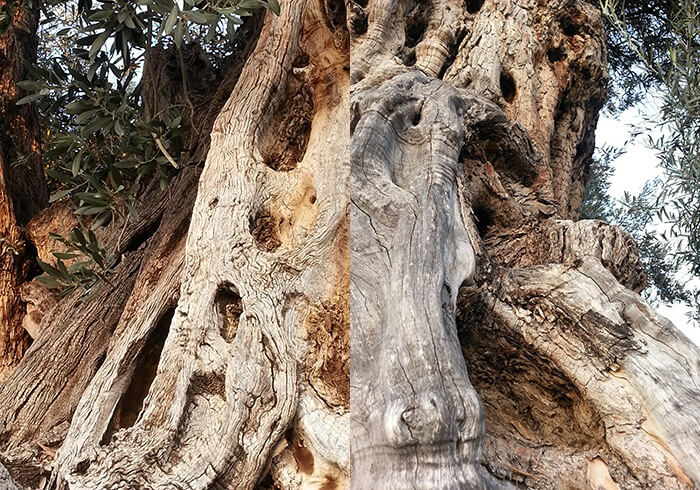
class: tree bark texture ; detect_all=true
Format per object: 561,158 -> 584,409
0,0 -> 698,489
0,0 -> 48,382
350,0 -> 699,488
1,1 -> 350,489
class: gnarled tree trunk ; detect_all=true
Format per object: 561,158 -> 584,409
0,0 -> 698,489
350,0 -> 699,488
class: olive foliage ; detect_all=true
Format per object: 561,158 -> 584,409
587,0 -> 700,323
6,0 -> 275,295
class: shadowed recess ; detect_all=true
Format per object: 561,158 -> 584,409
560,14 -> 582,37
250,207 -> 282,252
473,205 -> 494,237
350,2 -> 368,36
323,0 -> 347,33
216,286 -> 243,342
500,71 -> 516,103
547,45 -> 567,64
404,5 -> 428,48
456,296 -> 614,486
466,0 -> 484,14
260,53 -> 314,172
101,307 -> 174,445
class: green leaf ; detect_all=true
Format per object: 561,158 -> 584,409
72,151 -> 83,177
76,109 -> 102,123
75,206 -> 106,215
184,9 -> 207,24
16,92 -> 43,105
173,19 -> 183,48
71,228 -> 87,246
46,168 -> 71,183
267,0 -> 280,15
205,21 -> 217,42
91,211 -> 112,229
53,252 -> 81,260
126,201 -> 139,221
89,31 -> 110,58
66,100 -> 92,114
163,4 -> 179,35
17,80 -> 45,91
49,188 -> 73,203
37,259 -> 64,279
36,275 -> 62,289
82,116 -> 113,135
88,8 -> 115,21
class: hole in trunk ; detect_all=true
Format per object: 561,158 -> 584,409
473,205 -> 494,236
260,62 -> 313,172
547,45 -> 567,63
120,213 -> 163,254
250,208 -> 282,252
404,5 -> 427,48
466,0 -> 484,14
216,286 -> 243,342
412,110 -> 422,126
324,0 -> 347,32
101,307 -> 173,445
351,6 -> 368,36
500,71 -> 516,103
23,240 -> 42,281
293,52 -> 310,69
560,17 -> 581,36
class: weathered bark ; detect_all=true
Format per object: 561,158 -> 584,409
0,0 -> 48,381
0,8 -> 265,488
350,0 -> 699,488
1,0 -> 699,488
0,168 -> 195,487
1,1 -> 349,489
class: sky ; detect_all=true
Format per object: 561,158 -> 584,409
596,105 -> 700,346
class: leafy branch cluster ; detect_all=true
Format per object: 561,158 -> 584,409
36,226 -> 116,299
6,0 -> 277,296
583,153 -> 699,321
591,0 -> 700,323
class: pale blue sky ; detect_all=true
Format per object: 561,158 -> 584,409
596,106 -> 700,345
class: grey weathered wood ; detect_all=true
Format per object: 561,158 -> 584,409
350,0 -> 700,488
350,71 -> 492,489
